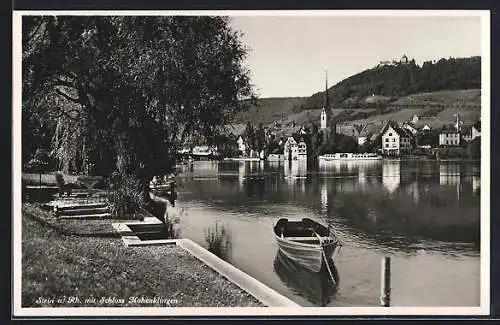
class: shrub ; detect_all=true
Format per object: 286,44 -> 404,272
106,173 -> 146,219
54,173 -> 68,197
204,222 -> 231,260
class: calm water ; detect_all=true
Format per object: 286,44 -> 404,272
170,160 -> 480,307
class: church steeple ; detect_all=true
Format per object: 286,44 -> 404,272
324,70 -> 329,109
320,70 -> 329,130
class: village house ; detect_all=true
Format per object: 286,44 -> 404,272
381,121 -> 413,156
462,120 -> 481,142
297,140 -> 307,160
236,136 -> 247,155
401,122 -> 418,136
439,125 -> 461,147
283,136 -> 300,161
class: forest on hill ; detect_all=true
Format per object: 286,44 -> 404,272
304,56 -> 481,109
233,56 -> 481,126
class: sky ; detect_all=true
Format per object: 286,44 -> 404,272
229,13 -> 483,98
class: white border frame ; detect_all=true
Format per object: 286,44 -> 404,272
12,9 -> 491,317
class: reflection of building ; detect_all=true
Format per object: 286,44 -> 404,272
405,181 -> 420,204
284,161 -> 307,189
439,163 -> 462,201
358,168 -> 368,186
321,181 -> 328,213
472,175 -> 480,194
335,179 -> 356,193
382,161 -> 401,193
238,162 -> 246,188
439,164 -> 461,185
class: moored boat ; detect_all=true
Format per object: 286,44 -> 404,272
274,249 -> 338,306
273,218 -> 341,273
319,152 -> 382,161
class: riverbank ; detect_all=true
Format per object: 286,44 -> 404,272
21,203 -> 263,307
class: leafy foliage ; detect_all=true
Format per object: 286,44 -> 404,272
204,222 -> 231,260
305,57 -> 480,109
23,16 -> 255,193
106,172 -> 146,219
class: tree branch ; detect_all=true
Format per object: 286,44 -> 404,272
55,88 -> 80,103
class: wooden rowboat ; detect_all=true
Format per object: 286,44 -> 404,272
273,218 -> 341,273
274,249 -> 338,306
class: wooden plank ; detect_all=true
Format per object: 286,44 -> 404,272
285,236 -> 323,241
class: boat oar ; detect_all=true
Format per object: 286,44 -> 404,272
312,230 -> 337,286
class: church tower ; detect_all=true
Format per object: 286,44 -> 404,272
320,71 -> 329,130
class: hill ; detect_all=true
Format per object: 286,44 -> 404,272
231,56 -> 481,135
305,56 -> 481,109
340,89 -> 481,128
233,97 -> 308,125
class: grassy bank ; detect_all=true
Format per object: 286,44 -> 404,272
22,203 -> 263,307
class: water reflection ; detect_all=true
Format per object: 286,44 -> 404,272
439,163 -> 461,186
382,161 -> 401,194
178,160 -> 480,253
321,181 -> 328,213
274,250 -> 338,306
173,160 -> 480,307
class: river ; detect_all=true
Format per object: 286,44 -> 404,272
168,159 -> 480,307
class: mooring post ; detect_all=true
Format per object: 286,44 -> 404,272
380,256 -> 391,307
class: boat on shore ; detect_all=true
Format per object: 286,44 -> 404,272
273,218 -> 341,273
319,152 -> 382,161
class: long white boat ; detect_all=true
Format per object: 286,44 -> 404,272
318,152 -> 382,161
223,157 -> 261,162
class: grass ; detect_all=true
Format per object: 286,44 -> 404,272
25,202 -> 121,236
231,89 -> 481,134
21,203 -> 264,307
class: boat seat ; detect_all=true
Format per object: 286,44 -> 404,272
285,236 -> 326,241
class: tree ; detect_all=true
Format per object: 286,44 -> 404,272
255,122 -> 266,152
23,16 -> 255,203
244,121 -> 255,154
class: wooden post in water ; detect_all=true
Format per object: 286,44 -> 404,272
380,256 -> 391,307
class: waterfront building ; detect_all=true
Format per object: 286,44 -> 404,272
462,120 -> 481,142
284,137 -> 299,161
439,125 -> 461,147
297,141 -> 307,160
381,121 -> 413,156
237,136 -> 247,155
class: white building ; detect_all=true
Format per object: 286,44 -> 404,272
297,141 -> 307,160
237,136 -> 246,155
381,122 -> 413,156
284,137 -> 299,161
321,107 -> 328,130
439,126 -> 461,147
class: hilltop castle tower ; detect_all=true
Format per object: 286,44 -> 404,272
320,71 -> 329,130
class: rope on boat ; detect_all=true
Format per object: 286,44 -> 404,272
313,230 -> 338,286
321,246 -> 337,286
